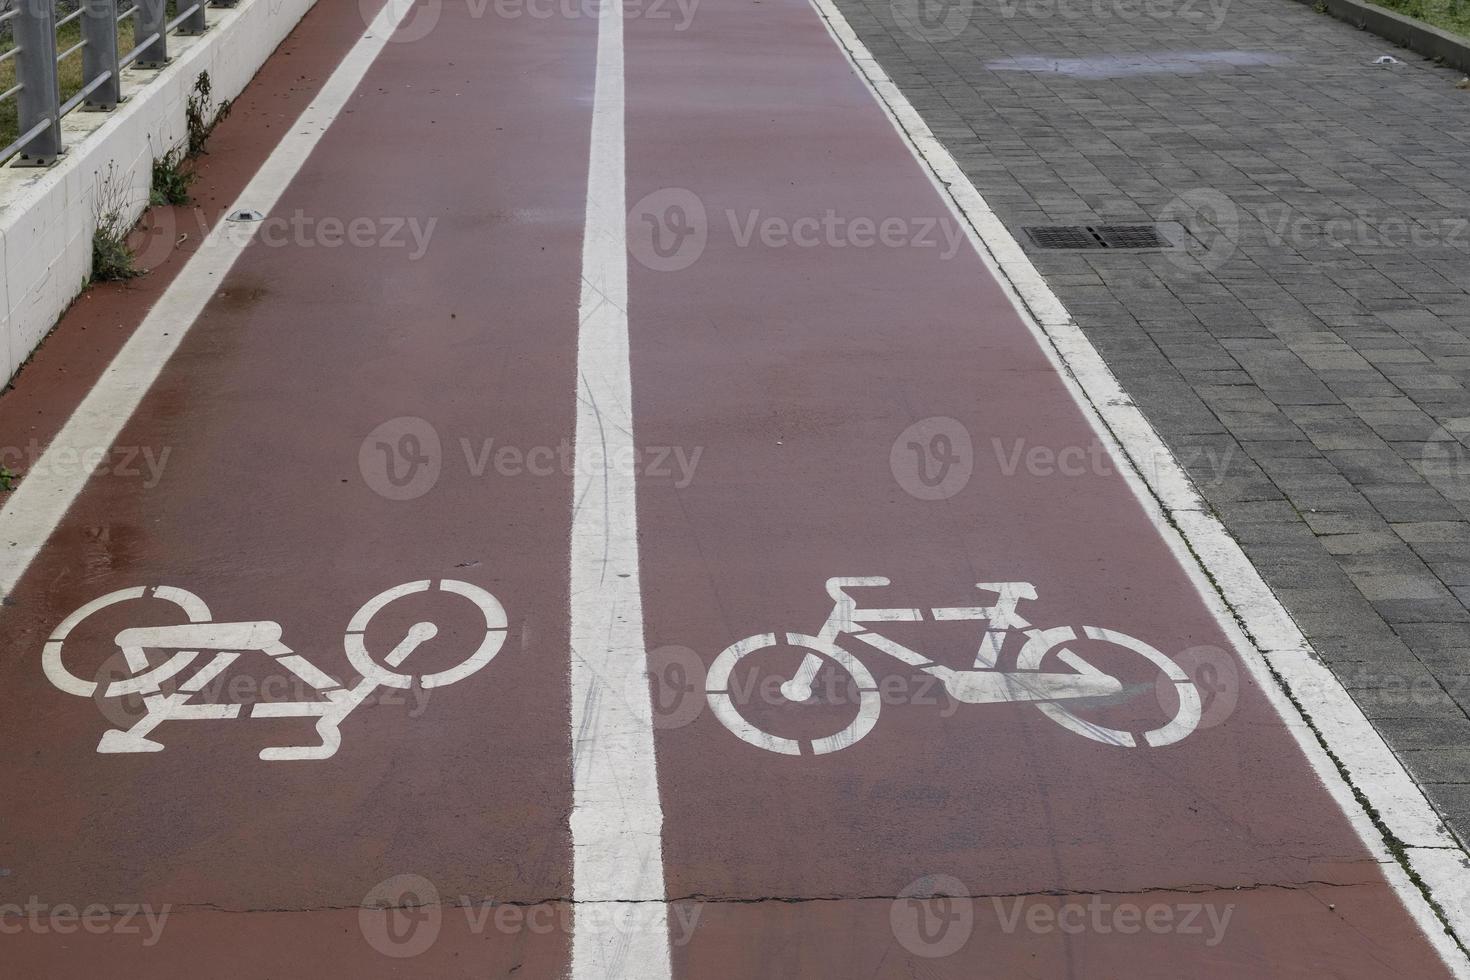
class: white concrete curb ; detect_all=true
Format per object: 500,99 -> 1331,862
0,0 -> 317,384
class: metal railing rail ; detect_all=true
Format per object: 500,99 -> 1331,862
0,0 -> 238,167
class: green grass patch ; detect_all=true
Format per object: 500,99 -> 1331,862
1361,0 -> 1470,40
150,144 -> 194,205
0,19 -> 137,151
91,161 -> 141,281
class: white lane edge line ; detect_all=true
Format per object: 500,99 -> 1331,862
0,0 -> 419,600
569,0 -> 672,975
805,0 -> 1470,971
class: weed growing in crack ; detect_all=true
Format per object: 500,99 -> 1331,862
92,162 -> 141,282
150,145 -> 195,206
186,71 -> 232,157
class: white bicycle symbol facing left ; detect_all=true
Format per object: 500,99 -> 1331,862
43,580 -> 507,761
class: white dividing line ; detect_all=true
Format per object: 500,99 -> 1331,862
805,0 -> 1470,972
0,0 -> 419,601
568,0 -> 672,976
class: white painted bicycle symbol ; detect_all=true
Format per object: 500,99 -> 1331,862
43,580 -> 507,761
706,577 -> 1202,755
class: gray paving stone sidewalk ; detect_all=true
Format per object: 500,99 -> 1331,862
828,0 -> 1470,837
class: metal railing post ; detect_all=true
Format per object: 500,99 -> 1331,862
178,0 -> 207,35
13,0 -> 63,165
133,0 -> 168,67
81,0 -> 122,110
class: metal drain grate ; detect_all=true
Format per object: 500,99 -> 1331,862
1094,224 -> 1171,248
1024,224 -> 1179,250
1026,226 -> 1105,250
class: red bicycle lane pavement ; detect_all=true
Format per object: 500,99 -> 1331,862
622,0 -> 1459,975
0,1 -> 596,974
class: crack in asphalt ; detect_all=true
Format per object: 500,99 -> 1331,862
158,876 -> 1385,915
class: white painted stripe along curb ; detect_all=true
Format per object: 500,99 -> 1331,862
568,0 -> 672,975
807,0 -> 1470,971
0,4 -> 414,586
0,0 -> 420,603
0,0 -> 316,385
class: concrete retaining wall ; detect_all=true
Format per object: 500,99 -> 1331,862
0,0 -> 317,384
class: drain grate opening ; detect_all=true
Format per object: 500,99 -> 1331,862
1026,226 -> 1105,250
1094,224 -> 1172,248
1024,223 -> 1179,251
